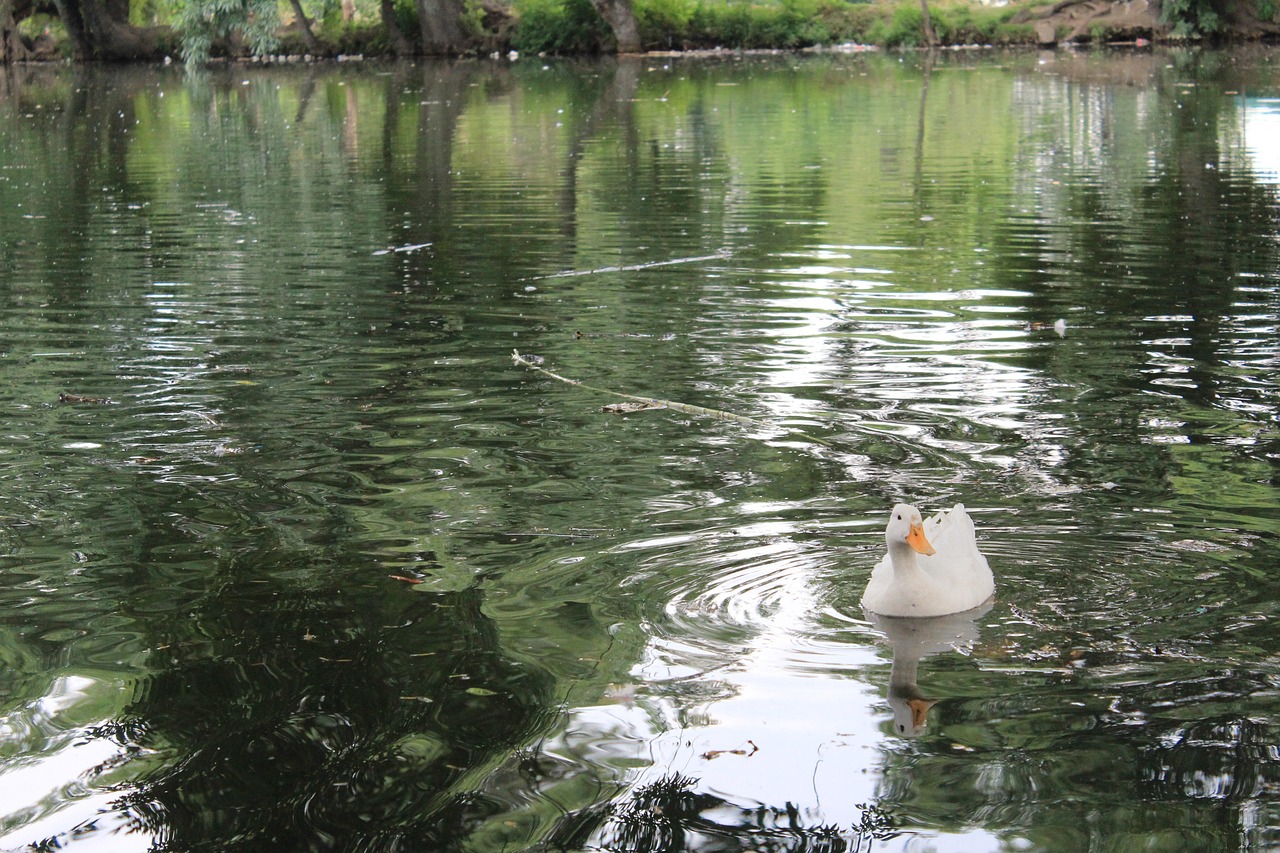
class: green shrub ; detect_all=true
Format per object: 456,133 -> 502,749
512,0 -> 610,53
777,0 -> 831,45
510,0 -> 1035,54
842,3 -> 880,40
927,1 -> 1023,44
1160,0 -> 1223,37
687,2 -> 752,47
866,2 -> 923,47
681,0 -> 845,48
635,0 -> 697,46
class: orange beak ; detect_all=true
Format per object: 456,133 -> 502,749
907,697 -> 937,729
907,522 -> 936,556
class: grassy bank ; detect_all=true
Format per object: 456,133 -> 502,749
619,0 -> 1036,53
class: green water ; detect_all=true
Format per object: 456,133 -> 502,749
0,47 -> 1277,851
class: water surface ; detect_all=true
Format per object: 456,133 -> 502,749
0,48 -> 1278,851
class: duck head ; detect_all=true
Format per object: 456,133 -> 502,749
886,504 -> 936,557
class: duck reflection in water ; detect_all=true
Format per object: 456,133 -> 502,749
866,601 -> 993,737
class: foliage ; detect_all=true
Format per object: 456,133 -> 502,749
865,1 -> 922,46
1159,0 -> 1223,38
17,12 -> 65,41
648,0 -> 851,49
178,0 -> 281,62
129,0 -> 168,26
461,0 -> 490,37
636,0 -> 696,46
0,0 -> 1062,62
858,0 -> 1028,47
509,0 -> 1034,52
319,17 -> 411,53
931,1 -> 1026,44
511,0 -> 609,53
272,0 -> 417,55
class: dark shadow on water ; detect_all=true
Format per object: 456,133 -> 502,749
107,566 -> 556,848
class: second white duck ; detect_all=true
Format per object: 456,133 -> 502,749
861,503 -> 994,617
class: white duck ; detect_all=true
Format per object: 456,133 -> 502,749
861,503 -> 994,617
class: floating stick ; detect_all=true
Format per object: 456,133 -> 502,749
523,250 -> 731,281
512,350 -> 831,446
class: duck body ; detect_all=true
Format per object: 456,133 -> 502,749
861,503 -> 994,618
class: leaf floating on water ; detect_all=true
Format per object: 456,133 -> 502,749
465,686 -> 498,697
602,401 -> 666,415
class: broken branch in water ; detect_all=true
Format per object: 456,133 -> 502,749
511,350 -> 830,447
602,401 -> 666,415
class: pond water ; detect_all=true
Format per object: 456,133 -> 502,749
0,46 -> 1278,852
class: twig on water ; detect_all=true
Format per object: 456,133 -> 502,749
511,350 -> 831,447
522,250 -> 731,281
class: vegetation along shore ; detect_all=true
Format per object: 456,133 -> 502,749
2,0 -> 1279,65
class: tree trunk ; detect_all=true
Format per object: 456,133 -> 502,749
49,0 -> 88,57
51,0 -> 156,60
589,0 -> 641,52
919,0 -> 937,46
416,0 -> 466,54
380,0 -> 412,56
286,0 -> 324,53
1,0 -> 30,62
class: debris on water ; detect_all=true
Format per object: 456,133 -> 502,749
602,401 -> 666,415
58,392 -> 112,404
373,242 -> 432,256
604,683 -> 639,706
525,249 -> 731,281
1027,319 -> 1067,337
700,740 -> 758,760
1170,539 -> 1230,553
